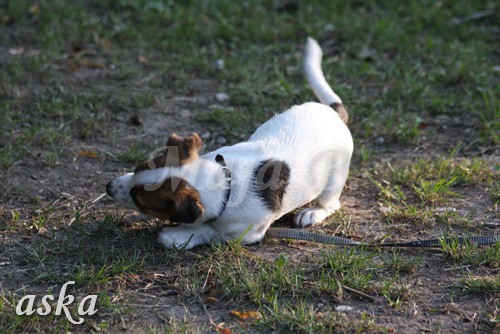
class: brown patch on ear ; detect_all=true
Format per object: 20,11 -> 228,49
167,133 -> 202,163
130,178 -> 205,224
135,133 -> 203,172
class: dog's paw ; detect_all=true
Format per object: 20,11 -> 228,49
293,207 -> 330,228
158,228 -> 197,250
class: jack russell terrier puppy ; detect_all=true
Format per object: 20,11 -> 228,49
106,38 -> 353,249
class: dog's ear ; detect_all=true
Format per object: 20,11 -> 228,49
171,191 -> 205,224
130,178 -> 205,224
166,133 -> 202,163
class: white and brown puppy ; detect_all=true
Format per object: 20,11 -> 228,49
106,38 -> 353,249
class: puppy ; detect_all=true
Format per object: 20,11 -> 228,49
106,38 -> 353,249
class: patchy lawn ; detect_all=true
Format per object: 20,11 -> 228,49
0,1 -> 498,333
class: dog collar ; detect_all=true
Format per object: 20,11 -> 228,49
205,154 -> 231,224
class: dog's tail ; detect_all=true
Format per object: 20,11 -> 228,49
304,37 -> 348,124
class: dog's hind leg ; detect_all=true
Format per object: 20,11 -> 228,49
294,165 -> 349,228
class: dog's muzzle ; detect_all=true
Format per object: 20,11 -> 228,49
105,173 -> 136,209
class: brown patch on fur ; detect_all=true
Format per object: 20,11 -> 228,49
130,178 -> 205,224
330,102 -> 349,124
254,159 -> 290,212
135,133 -> 202,172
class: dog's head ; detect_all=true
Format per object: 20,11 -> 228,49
106,133 -> 209,224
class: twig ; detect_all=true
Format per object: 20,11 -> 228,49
444,264 -> 472,271
135,72 -> 158,86
201,265 -> 213,291
132,291 -> 158,299
198,295 -> 216,327
1,295 -> 12,307
341,285 -> 377,302
450,9 -> 495,26
124,303 -> 174,308
92,193 -> 107,204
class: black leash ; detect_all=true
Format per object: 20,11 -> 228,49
266,227 -> 499,248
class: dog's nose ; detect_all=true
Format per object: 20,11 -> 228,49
106,181 -> 114,198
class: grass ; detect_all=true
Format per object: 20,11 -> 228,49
181,241 -> 405,332
461,275 -> 500,294
370,154 -> 496,228
440,238 -> 499,267
0,0 -> 498,333
118,143 -> 150,164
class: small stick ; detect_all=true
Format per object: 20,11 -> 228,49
198,295 -> 216,327
341,285 -> 377,302
201,265 -> 213,291
92,193 -> 107,203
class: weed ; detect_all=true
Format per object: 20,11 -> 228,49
381,201 -> 432,225
206,247 -> 305,304
439,237 -> 479,263
378,276 -> 415,309
433,209 -> 472,227
412,177 -> 458,204
320,249 -> 375,292
0,147 -> 20,169
439,237 -> 499,267
198,106 -> 250,136
388,154 -> 493,187
118,144 -> 149,164
259,300 -> 379,334
384,112 -> 422,144
382,252 -> 422,274
475,88 -> 499,145
466,242 -> 500,269
461,275 -> 500,294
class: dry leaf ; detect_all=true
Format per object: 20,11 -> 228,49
229,310 -> 262,320
66,58 -> 78,72
215,323 -> 231,334
29,4 -> 41,16
37,227 -> 48,236
76,150 -> 99,159
80,59 -> 105,69
61,192 -> 74,200
203,296 -> 219,303
137,55 -> 148,63
8,47 -> 25,56
129,274 -> 141,281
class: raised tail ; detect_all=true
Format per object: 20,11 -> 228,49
304,37 -> 348,124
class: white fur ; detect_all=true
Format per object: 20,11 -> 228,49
304,37 -> 342,106
107,38 -> 353,249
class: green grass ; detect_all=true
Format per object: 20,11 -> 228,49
382,251 -> 422,274
175,241 -> 425,331
461,275 -> 500,294
118,143 -> 150,164
1,0 -> 498,166
370,155 -> 495,228
440,239 -> 499,267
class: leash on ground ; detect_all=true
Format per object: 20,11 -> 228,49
266,227 -> 499,248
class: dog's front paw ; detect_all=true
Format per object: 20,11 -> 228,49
158,228 -> 197,250
294,207 -> 330,228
